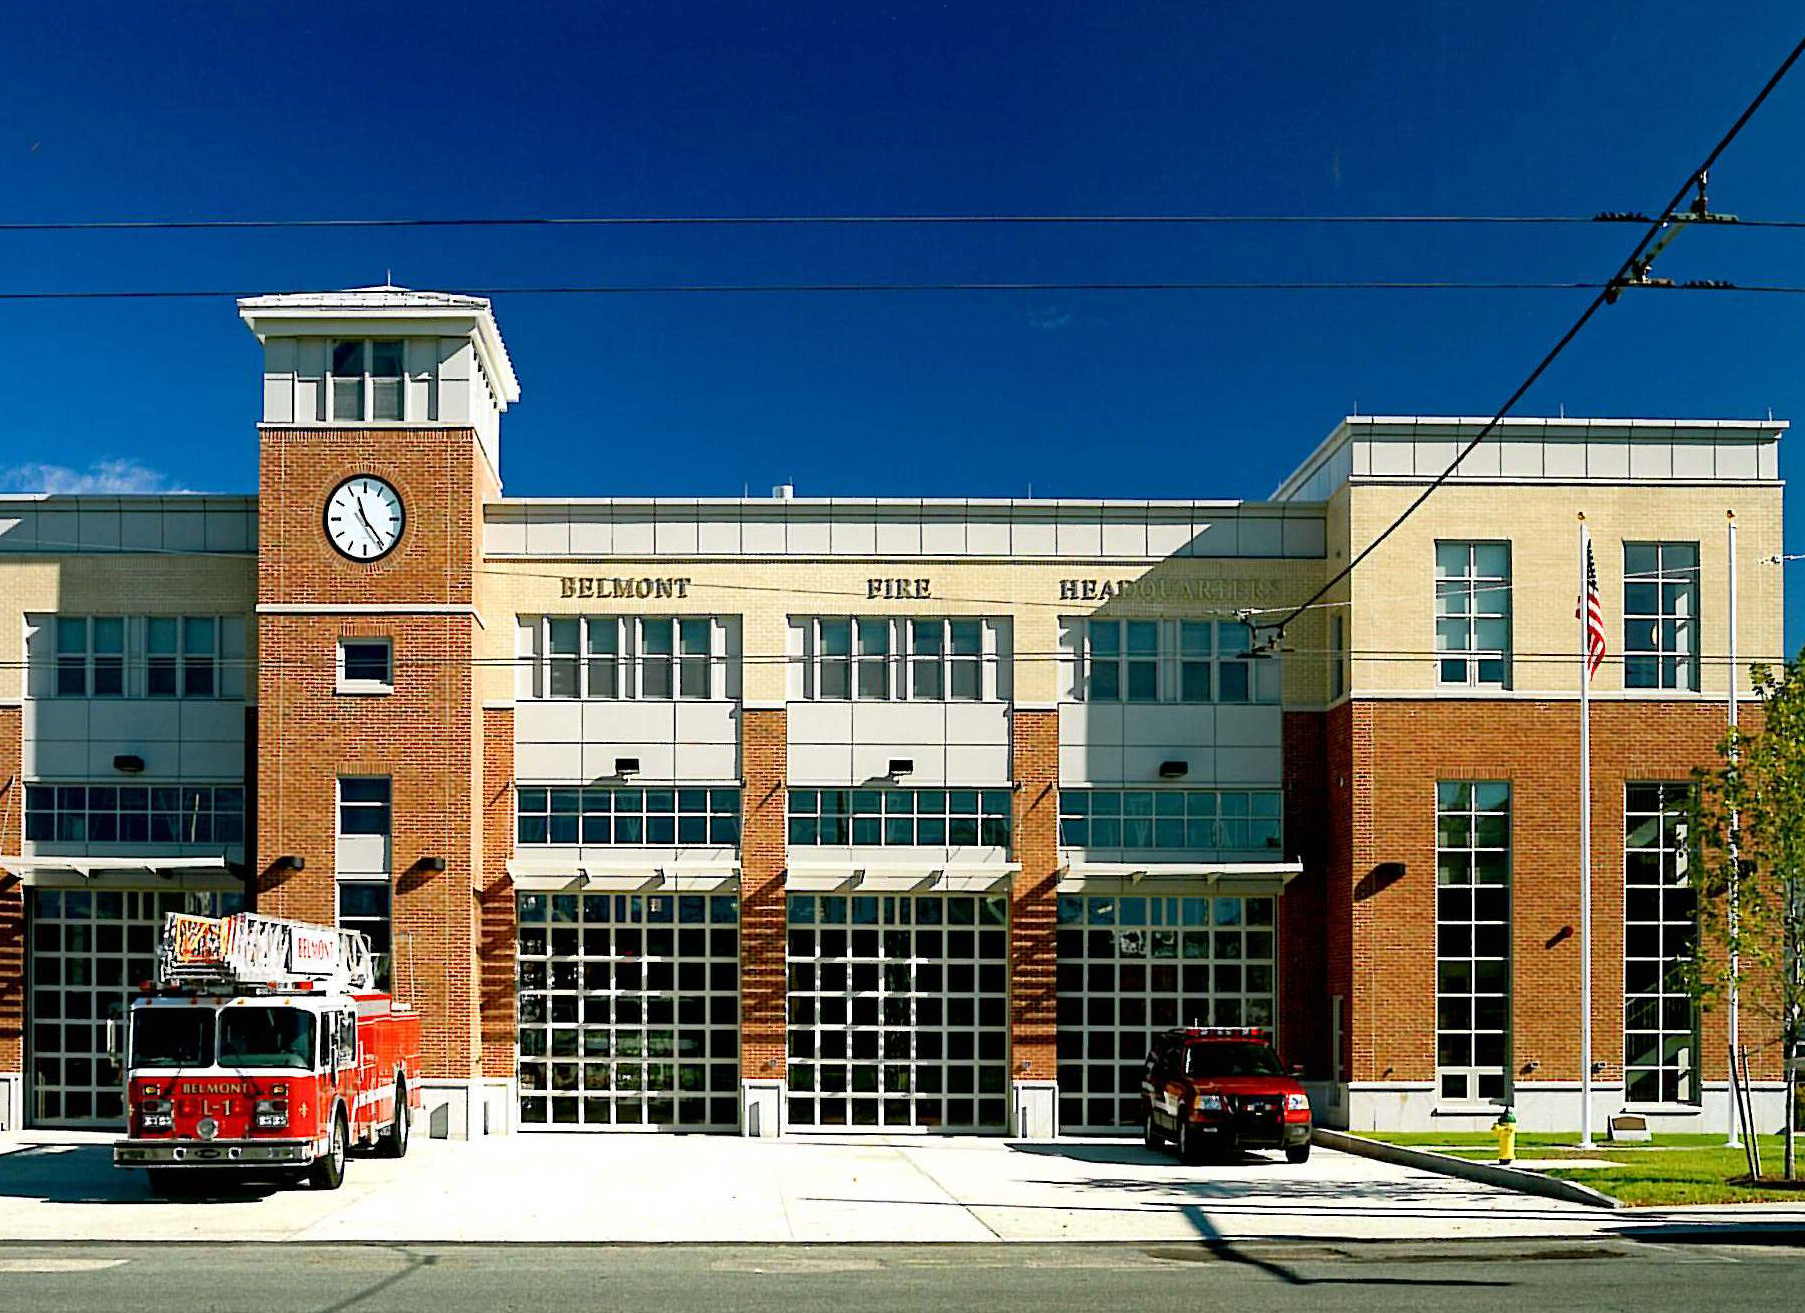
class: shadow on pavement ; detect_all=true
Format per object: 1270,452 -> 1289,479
0,1142 -> 283,1204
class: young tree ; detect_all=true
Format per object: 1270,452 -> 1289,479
1691,649 -> 1805,1180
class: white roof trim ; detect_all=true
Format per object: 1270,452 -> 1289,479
1057,860 -> 1301,893
507,858 -> 739,893
785,861 -> 1019,893
0,855 -> 232,881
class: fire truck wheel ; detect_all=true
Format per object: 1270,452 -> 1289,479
379,1080 -> 410,1159
1286,1142 -> 1312,1164
311,1110 -> 348,1191
1142,1112 -> 1165,1152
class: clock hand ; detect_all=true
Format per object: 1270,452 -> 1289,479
353,497 -> 385,547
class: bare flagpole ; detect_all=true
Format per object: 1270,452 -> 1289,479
1726,508 -> 1742,1148
1579,512 -> 1595,1148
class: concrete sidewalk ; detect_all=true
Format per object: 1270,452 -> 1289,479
3,1132 -> 1803,1244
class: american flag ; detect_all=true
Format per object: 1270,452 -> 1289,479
1583,534 -> 1607,679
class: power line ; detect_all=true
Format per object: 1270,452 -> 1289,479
2,212 -> 1804,233
3,281 -> 1805,303
1262,32 -> 1805,641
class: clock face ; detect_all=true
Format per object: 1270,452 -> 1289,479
324,476 -> 405,561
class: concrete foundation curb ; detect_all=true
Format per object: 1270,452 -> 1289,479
1314,1129 -> 1623,1210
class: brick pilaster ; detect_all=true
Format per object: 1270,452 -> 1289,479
1009,709 -> 1058,1082
739,707 -> 788,1083
1280,710 -> 1329,1075
0,707 -> 22,1075
478,706 -> 516,1079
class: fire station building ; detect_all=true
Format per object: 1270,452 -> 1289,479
0,288 -> 1786,1140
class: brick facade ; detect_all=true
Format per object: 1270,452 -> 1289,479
739,708 -> 788,1084
1008,709 -> 1058,1083
253,427 -> 487,1082
0,707 -> 21,1075
1280,711 -> 1330,1076
1337,698 -> 1779,1088
478,707 -> 516,1079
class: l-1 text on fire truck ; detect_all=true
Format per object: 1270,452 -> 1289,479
113,911 -> 422,1194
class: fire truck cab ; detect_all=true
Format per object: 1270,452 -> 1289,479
112,912 -> 422,1195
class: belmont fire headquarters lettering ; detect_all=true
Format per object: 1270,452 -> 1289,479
560,575 -> 692,599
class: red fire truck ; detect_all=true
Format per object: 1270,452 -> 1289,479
112,911 -> 422,1194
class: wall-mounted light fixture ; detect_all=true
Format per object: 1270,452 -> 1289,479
887,758 -> 914,782
1158,760 -> 1189,780
277,854 -> 305,871
112,754 -> 145,774
614,757 -> 641,779
420,856 -> 447,873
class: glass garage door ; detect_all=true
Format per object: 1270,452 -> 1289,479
515,890 -> 741,1131
29,887 -> 244,1127
785,892 -> 1009,1131
1055,893 -> 1277,1133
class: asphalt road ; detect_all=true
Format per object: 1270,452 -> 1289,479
0,1238 -> 1802,1312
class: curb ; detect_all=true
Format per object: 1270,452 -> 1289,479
1314,1128 -> 1624,1210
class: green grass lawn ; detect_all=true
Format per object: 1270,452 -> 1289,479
1360,1131 -> 1805,1206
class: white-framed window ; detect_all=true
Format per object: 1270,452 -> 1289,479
1064,618 -> 1271,704
336,638 -> 394,695
1435,541 -> 1511,687
337,879 -> 393,990
41,614 -> 237,700
330,339 -> 406,423
516,786 -> 741,846
1624,542 -> 1699,691
792,617 -> 1008,702
522,616 -> 738,701
1624,783 -> 1698,1104
25,783 -> 246,846
1435,781 -> 1511,1104
338,777 -> 392,838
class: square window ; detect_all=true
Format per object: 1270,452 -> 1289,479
338,638 -> 394,694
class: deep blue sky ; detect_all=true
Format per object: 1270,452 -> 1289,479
2,2 -> 1802,647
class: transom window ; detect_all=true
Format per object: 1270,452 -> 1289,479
792,617 -> 1004,701
25,784 -> 245,846
1067,619 -> 1270,704
1435,781 -> 1511,1104
47,615 -> 228,700
787,789 -> 1012,847
338,778 -> 391,837
1624,542 -> 1699,691
1624,783 -> 1698,1104
516,787 -> 741,846
1435,542 -> 1511,687
330,339 -> 406,423
1058,789 -> 1282,854
525,616 -> 735,701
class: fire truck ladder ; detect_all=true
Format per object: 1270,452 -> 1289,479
157,910 -> 376,994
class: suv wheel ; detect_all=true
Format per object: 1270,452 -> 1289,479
1286,1142 -> 1311,1165
1142,1112 -> 1164,1151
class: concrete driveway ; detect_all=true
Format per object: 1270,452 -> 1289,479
0,1131 -> 1799,1244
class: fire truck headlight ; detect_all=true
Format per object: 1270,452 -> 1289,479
195,1116 -> 219,1141
137,1098 -> 173,1131
254,1098 -> 289,1129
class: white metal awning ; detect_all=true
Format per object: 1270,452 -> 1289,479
1056,860 -> 1302,895
784,862 -> 1019,894
0,855 -> 238,888
506,858 -> 740,893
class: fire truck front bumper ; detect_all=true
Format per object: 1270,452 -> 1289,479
114,1138 -> 314,1168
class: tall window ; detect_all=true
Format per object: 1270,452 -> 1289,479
1624,542 -> 1699,691
338,778 -> 391,836
330,339 -> 405,423
794,617 -> 1002,702
338,880 -> 392,990
1072,619 -> 1263,704
1435,542 -> 1511,687
56,617 -> 124,697
1435,782 -> 1510,1103
528,616 -> 733,701
1624,783 -> 1698,1104
1330,613 -> 1346,701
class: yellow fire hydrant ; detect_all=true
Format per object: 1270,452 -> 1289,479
1493,1108 -> 1517,1165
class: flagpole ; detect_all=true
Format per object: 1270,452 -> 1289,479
1579,512 -> 1595,1149
1726,508 -> 1742,1148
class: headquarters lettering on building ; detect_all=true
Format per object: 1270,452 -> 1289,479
0,287 -> 1785,1138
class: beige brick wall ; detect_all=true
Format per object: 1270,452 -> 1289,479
1342,483 -> 1782,698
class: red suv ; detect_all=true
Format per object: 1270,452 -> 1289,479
1140,1027 -> 1313,1164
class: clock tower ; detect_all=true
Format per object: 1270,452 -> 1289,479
240,288 -> 519,1136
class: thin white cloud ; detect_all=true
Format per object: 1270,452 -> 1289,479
0,458 -> 190,495
1028,306 -> 1074,331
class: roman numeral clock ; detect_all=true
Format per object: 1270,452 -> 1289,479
324,475 -> 405,561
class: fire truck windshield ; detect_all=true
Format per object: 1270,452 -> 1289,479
131,1008 -> 215,1068
218,1007 -> 315,1070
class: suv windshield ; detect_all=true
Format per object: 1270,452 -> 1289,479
131,1008 -> 214,1068
1185,1041 -> 1285,1078
218,1008 -> 315,1070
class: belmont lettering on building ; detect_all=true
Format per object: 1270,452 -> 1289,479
560,576 -> 692,599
